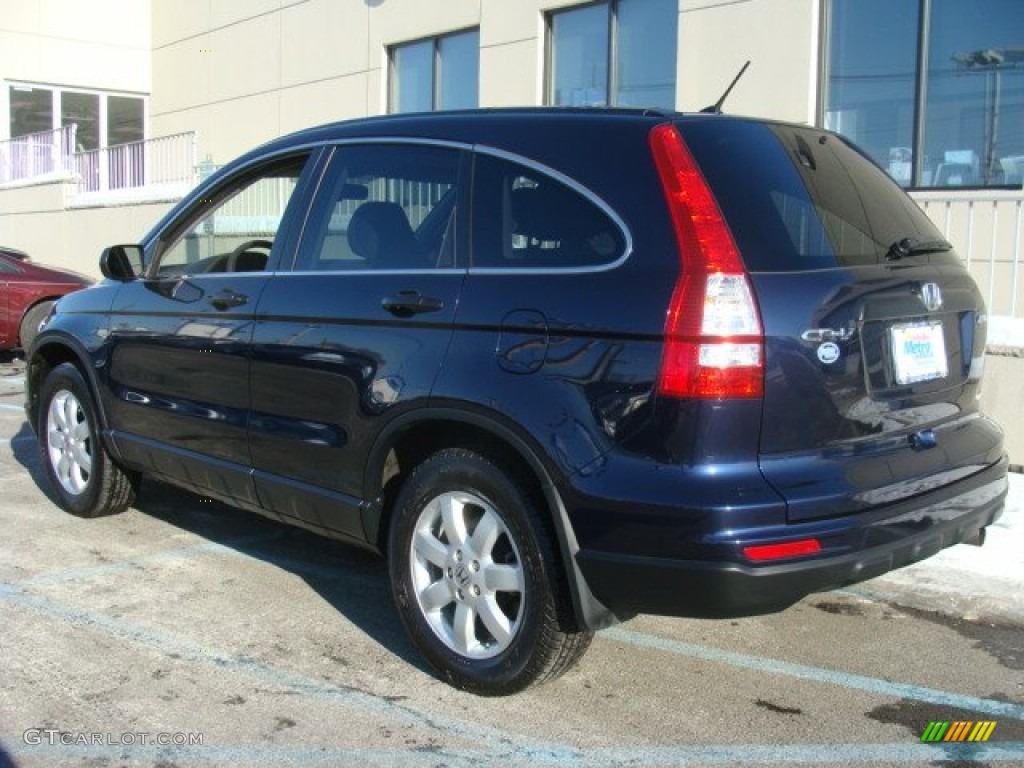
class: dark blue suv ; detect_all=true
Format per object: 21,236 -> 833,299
26,109 -> 1008,695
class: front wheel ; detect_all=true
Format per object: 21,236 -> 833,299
37,363 -> 137,518
388,448 -> 592,695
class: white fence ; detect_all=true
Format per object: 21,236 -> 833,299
911,190 -> 1024,320
72,132 -> 197,195
0,125 -> 197,200
0,125 -> 77,183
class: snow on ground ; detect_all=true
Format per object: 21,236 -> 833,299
848,471 -> 1024,624
986,316 -> 1024,351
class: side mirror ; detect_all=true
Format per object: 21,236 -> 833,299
100,245 -> 144,282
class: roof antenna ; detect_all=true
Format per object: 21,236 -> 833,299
700,60 -> 751,114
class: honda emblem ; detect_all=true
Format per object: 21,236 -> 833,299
920,282 -> 943,312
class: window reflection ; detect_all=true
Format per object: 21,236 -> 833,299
924,0 -> 1024,187
390,29 -> 479,113
551,4 -> 609,107
392,40 -> 434,114
439,30 -> 480,110
825,0 -> 917,185
616,0 -> 677,108
108,95 -> 144,147
9,86 -> 52,138
825,0 -> 1024,188
549,0 -> 677,110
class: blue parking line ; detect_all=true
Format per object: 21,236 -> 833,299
4,736 -> 1023,766
5,518 -> 1024,766
16,528 -> 1024,726
3,579 -> 1023,766
595,742 -> 1024,765
0,403 -> 23,412
0,582 -> 562,758
605,627 -> 1024,721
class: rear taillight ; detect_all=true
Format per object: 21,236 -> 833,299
649,122 -> 763,399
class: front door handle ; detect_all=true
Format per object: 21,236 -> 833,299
208,290 -> 248,311
381,291 -> 444,317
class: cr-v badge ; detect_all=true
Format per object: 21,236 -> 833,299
802,327 -> 852,365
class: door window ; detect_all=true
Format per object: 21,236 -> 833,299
152,155 -> 309,277
295,144 -> 461,272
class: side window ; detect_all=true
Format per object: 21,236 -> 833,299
472,153 -> 625,269
152,155 -> 308,277
296,144 -> 460,272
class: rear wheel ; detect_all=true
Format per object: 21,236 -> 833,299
19,300 -> 54,352
388,448 -> 592,695
38,363 -> 137,518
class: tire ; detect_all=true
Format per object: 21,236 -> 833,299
19,300 -> 54,352
388,448 -> 593,695
37,362 -> 137,518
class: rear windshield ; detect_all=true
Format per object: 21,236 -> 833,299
677,118 -> 951,271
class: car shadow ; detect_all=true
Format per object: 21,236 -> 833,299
10,421 -> 428,677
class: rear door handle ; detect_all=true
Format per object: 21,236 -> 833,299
381,291 -> 444,317
208,290 -> 248,310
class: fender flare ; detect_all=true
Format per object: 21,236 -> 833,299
361,405 -> 619,630
28,332 -> 129,466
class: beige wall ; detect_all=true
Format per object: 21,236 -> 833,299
0,180 -> 172,276
150,0 -> 820,165
0,0 -> 150,140
679,0 -> 819,124
980,354 -> 1024,468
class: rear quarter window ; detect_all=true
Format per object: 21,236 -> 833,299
678,119 -> 951,271
471,151 -> 626,270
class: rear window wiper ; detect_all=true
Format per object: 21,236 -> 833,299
885,237 -> 953,261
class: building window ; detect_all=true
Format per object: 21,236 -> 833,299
9,86 -> 52,138
8,83 -> 145,150
62,92 -> 100,151
547,0 -> 678,109
389,29 -> 480,113
824,0 -> 1024,188
108,96 -> 145,148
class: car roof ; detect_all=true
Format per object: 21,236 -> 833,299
230,107 -> 683,165
0,246 -> 30,261
225,107 -> 813,173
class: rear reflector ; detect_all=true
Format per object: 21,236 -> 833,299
742,539 -> 822,562
650,122 -> 764,399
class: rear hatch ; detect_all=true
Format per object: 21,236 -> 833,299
677,117 -> 1003,521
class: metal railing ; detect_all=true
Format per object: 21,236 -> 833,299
0,125 -> 197,198
911,189 -> 1024,320
0,125 -> 77,183
72,131 -> 197,196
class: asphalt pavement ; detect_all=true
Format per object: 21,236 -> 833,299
1,353 -> 1022,767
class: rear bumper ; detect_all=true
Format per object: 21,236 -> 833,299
576,458 -> 1008,620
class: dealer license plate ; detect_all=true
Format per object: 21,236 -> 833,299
891,322 -> 948,385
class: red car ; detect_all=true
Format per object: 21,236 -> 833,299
0,246 -> 93,352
